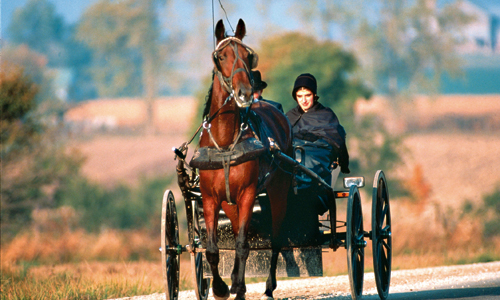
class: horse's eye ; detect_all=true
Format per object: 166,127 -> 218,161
219,55 -> 225,61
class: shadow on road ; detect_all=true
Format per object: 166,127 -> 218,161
360,279 -> 500,300
383,286 -> 500,300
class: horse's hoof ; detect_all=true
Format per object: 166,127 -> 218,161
213,284 -> 230,300
234,292 -> 246,300
260,294 -> 273,300
212,290 -> 230,300
230,285 -> 237,294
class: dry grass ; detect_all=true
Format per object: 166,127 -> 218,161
1,229 -> 160,267
1,260 -> 168,300
1,255 -> 196,299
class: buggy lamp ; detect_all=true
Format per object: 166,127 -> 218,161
343,176 -> 365,188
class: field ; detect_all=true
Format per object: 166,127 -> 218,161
2,95 -> 500,299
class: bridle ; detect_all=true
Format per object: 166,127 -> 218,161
177,37 -> 260,204
212,37 -> 258,107
180,37 -> 258,152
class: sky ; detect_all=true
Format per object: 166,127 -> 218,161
2,0 -> 304,43
4,0 -> 500,42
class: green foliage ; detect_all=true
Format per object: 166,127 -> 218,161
2,45 -> 54,102
258,32 -> 371,115
483,186 -> 500,215
481,185 -> 500,239
483,219 -> 500,239
54,175 -> 173,232
0,63 -> 39,125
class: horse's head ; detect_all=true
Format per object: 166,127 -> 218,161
213,19 -> 258,108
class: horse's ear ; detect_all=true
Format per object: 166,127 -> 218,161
234,19 -> 246,40
215,19 -> 226,43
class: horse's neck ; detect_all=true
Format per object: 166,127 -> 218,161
209,85 -> 239,147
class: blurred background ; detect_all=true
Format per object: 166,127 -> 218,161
1,0 -> 500,298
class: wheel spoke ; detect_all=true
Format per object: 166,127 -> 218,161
381,203 -> 389,218
356,215 -> 363,231
356,232 -> 364,241
382,239 -> 391,250
381,249 -> 387,265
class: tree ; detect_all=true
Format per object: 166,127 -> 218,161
1,56 -> 83,241
293,0 -> 474,99
77,0 -> 163,132
8,0 -> 67,67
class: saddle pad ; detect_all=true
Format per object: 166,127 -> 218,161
190,137 -> 265,170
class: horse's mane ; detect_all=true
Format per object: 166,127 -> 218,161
202,71 -> 215,119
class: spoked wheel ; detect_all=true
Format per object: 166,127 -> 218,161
346,185 -> 365,300
191,201 -> 210,300
161,190 -> 180,300
372,170 -> 392,300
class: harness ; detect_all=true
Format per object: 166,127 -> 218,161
187,37 -> 261,205
213,37 -> 259,103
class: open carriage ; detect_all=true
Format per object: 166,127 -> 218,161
161,18 -> 392,300
161,145 -> 392,300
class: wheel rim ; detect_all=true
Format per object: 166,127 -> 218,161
346,185 -> 364,299
372,171 -> 392,300
195,253 -> 210,300
161,190 -> 180,300
192,202 -> 210,300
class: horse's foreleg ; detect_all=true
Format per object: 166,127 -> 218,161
226,192 -> 255,300
230,226 -> 250,299
204,202 -> 229,300
263,173 -> 290,299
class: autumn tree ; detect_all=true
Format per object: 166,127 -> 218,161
1,54 -> 83,241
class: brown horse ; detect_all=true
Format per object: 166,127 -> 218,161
198,19 -> 292,300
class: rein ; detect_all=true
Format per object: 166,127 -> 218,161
176,37 -> 256,205
181,37 -> 255,151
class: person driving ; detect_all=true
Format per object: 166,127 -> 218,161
286,73 -> 350,214
251,70 -> 284,112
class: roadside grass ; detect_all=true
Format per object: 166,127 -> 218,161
4,246 -> 498,300
1,259 -> 191,300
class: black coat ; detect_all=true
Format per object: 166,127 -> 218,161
258,97 -> 284,113
286,102 -> 350,173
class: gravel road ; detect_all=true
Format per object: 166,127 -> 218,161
111,261 -> 500,300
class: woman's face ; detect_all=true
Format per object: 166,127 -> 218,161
296,88 -> 315,112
